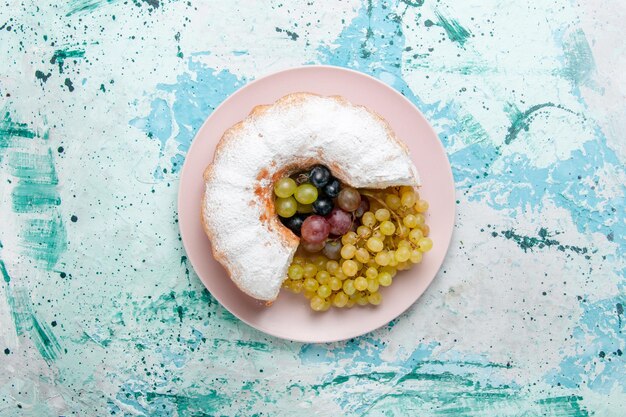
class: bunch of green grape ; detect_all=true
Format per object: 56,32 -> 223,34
282,186 -> 432,311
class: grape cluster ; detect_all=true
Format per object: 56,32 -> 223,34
278,181 -> 432,311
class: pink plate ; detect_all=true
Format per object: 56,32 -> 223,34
178,65 -> 455,343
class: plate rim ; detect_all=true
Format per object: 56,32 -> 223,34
178,64 -> 455,343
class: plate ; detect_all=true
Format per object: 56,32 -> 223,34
178,65 -> 455,343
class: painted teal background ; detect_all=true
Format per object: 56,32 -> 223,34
1,0 -> 624,415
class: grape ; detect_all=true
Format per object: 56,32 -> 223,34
341,231 -> 358,245
342,260 -> 358,276
356,294 -> 369,306
403,214 -> 418,228
367,278 -> 379,292
346,297 -> 356,308
366,266 -> 378,279
401,190 -> 417,207
375,251 -> 391,266
385,194 -> 401,210
355,248 -> 370,263
322,240 -> 342,260
309,165 -> 331,188
301,215 -> 330,243
409,228 -> 424,244
326,208 -> 352,236
354,197 -> 370,217
378,272 -> 392,286
326,260 -> 340,274
333,291 -> 348,307
366,237 -> 384,252
291,280 -> 303,293
282,213 -> 307,236
321,300 -> 331,311
295,183 -> 318,204
323,178 -> 341,198
316,271 -> 330,285
415,199 -> 429,213
276,197 -> 297,217
312,197 -> 333,216
303,278 -> 318,292
410,249 -> 423,263
417,237 -> 433,252
310,295 -> 325,311
338,188 -> 361,212
388,251 -> 398,266
381,266 -> 397,278
354,276 -> 368,291
414,214 -> 425,226
303,263 -> 317,278
313,256 -> 327,270
317,285 -> 331,298
329,277 -> 342,291
302,240 -> 325,253
380,220 -> 396,236
357,225 -> 371,239
375,208 -> 390,222
420,224 -> 430,237
362,212 -> 376,228
343,279 -> 356,295
367,292 -> 382,305
297,203 -> 313,213
395,246 -> 411,262
372,230 -> 384,240
340,244 -> 356,260
288,264 -> 304,280
274,177 -> 297,198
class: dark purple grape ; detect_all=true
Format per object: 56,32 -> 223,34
301,215 -> 330,243
309,165 -> 331,188
354,197 -> 369,218
338,187 -> 361,212
326,208 -> 352,236
322,240 -> 342,260
323,178 -> 340,198
312,197 -> 333,216
281,214 -> 308,236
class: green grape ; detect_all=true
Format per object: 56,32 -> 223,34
276,196 -> 298,217
341,244 -> 356,260
365,266 -> 379,279
291,280 -> 303,293
418,237 -> 433,252
380,220 -> 396,236
367,278 -> 379,292
368,292 -> 382,305
316,270 -> 330,284
356,294 -> 369,306
303,278 -> 319,292
403,214 -> 418,228
355,248 -> 370,263
333,291 -> 349,307
410,249 -> 423,263
375,208 -> 390,222
317,285 -> 331,298
354,276 -> 368,291
343,279 -> 356,295
294,183 -> 318,204
400,190 -> 417,207
375,251 -> 391,266
329,276 -> 342,291
297,203 -> 313,213
395,246 -> 411,262
378,272 -> 392,286
342,259 -> 358,276
288,264 -> 304,280
388,251 -> 398,267
341,231 -> 358,245
314,256 -> 328,270
357,225 -> 372,239
303,263 -> 317,279
274,177 -> 297,198
326,260 -> 340,274
362,212 -> 376,228
409,228 -> 424,244
310,295 -> 325,311
385,194 -> 401,210
366,237 -> 384,253
414,199 -> 429,213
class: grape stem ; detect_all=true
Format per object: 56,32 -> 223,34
360,191 -> 407,237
